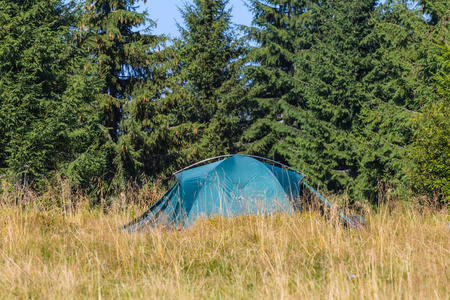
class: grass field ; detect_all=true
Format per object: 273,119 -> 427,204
0,192 -> 449,299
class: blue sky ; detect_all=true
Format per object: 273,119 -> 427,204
141,0 -> 253,37
139,0 -> 389,38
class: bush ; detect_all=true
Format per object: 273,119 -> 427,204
409,42 -> 450,202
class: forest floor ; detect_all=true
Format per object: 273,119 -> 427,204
0,196 -> 449,299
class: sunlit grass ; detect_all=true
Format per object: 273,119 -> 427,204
0,193 -> 448,299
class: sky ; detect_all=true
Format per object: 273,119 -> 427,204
139,0 -> 389,38
141,0 -> 253,38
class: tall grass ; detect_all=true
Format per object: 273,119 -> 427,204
0,182 -> 448,299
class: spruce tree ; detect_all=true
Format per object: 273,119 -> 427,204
360,0 -> 450,198
0,0 -> 107,186
176,0 -> 247,158
80,0 -> 166,183
406,2 -> 450,201
242,0 -> 309,158
243,0 -> 383,198
121,0 -> 247,178
292,0 -> 382,195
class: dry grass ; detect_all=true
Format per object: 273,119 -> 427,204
0,185 -> 449,299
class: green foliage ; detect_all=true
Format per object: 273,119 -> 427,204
292,0 -> 382,196
80,0 -> 166,185
409,42 -> 450,201
120,0 -> 248,179
359,0 -> 449,196
242,0 -> 450,202
1,0 -> 449,203
176,0 -> 248,159
241,0 -> 311,158
361,0 -> 450,201
410,102 -> 450,200
243,0 -> 384,199
0,0 -> 108,188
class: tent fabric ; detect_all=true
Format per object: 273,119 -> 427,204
121,155 -> 305,231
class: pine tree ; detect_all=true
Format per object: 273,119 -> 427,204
80,0 -> 166,183
407,6 -> 450,202
242,0 -> 309,158
292,0 -> 383,195
0,0 -> 107,186
118,42 -> 187,178
120,0 -> 247,178
243,0 -> 383,198
360,0 -> 450,198
176,0 -> 247,158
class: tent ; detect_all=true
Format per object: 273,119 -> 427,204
121,155 -> 363,231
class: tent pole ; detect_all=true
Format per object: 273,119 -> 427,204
173,155 -> 233,175
173,154 -> 307,177
244,154 -> 307,177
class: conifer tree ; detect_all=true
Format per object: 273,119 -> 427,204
406,2 -> 450,202
293,0 -> 382,194
80,0 -> 166,183
242,0 -> 309,158
176,0 -> 247,158
360,0 -> 450,197
121,0 -> 247,178
243,0 -> 383,197
0,0 -> 107,186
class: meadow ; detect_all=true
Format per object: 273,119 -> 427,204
0,185 -> 448,299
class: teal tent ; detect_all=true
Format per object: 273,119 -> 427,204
121,155 -> 362,231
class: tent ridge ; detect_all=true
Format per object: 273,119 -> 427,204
173,155 -> 233,176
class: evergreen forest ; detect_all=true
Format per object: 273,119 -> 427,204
1,0 -> 449,204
